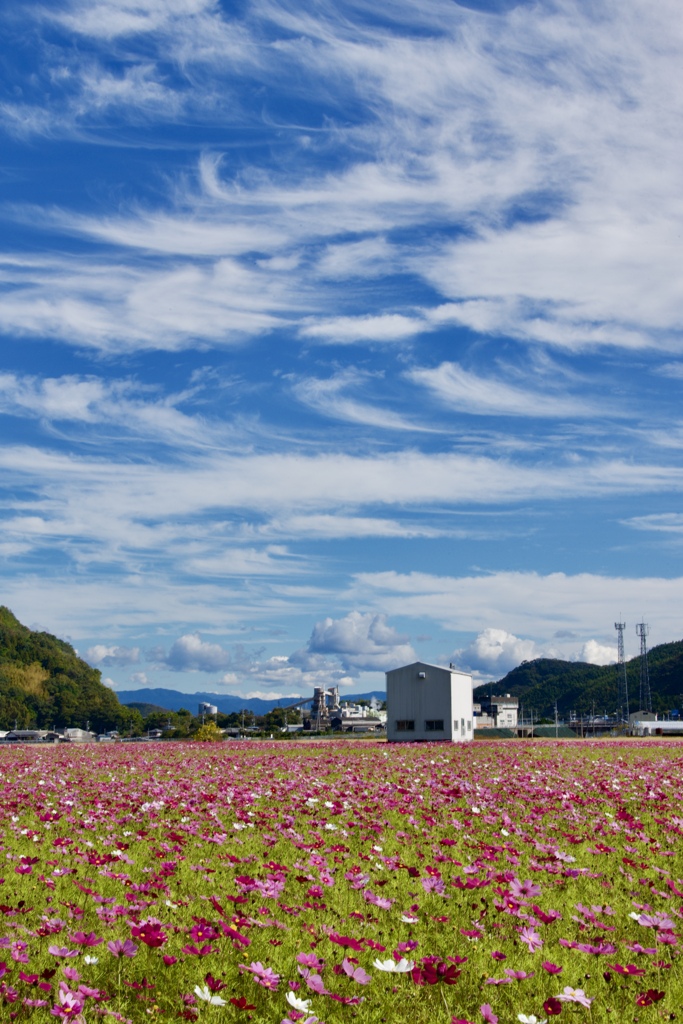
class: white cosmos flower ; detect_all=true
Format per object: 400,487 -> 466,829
194,985 -> 227,1006
518,1016 -> 547,1024
373,958 -> 414,973
286,992 -> 312,1012
401,915 -> 419,923
83,956 -> 99,965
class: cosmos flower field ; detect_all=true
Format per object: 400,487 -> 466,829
0,740 -> 681,1024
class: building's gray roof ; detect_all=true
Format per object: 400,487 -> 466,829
386,660 -> 470,676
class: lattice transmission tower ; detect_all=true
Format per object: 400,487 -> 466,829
635,622 -> 652,714
614,621 -> 629,722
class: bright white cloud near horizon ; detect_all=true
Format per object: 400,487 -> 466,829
1,0 -> 683,698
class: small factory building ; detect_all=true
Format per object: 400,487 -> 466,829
385,661 -> 473,742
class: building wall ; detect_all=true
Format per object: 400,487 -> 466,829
386,662 -> 473,743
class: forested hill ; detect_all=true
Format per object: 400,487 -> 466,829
0,607 -> 138,733
474,639 -> 683,719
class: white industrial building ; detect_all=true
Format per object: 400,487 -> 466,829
385,661 -> 473,743
474,693 -> 519,730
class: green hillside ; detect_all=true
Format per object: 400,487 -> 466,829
0,607 -> 140,733
474,639 -> 683,719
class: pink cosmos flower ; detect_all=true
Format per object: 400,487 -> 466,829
481,1004 -> 498,1024
422,876 -> 448,896
48,947 -> 80,959
298,969 -> 328,995
557,986 -> 593,1007
342,959 -> 371,985
518,927 -> 543,953
296,953 -> 325,970
68,932 -> 102,948
637,912 -> 675,931
240,961 -> 280,991
107,939 -> 137,958
51,982 -> 84,1019
363,890 -> 394,910
509,879 -> 541,899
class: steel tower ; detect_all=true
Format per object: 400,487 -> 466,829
635,622 -> 652,714
614,621 -> 629,722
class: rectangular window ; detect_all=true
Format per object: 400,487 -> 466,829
467,720 -> 472,732
395,720 -> 415,732
461,718 -> 465,733
425,719 -> 444,731
453,719 -> 459,732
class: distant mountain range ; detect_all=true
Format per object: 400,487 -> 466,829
120,640 -> 683,720
4,595 -> 676,732
474,639 -> 683,719
118,687 -> 386,715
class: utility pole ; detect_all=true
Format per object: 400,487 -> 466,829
614,621 -> 630,723
554,701 -> 558,739
635,622 -> 652,714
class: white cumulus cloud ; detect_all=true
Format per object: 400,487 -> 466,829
577,640 -> 617,666
85,644 -> 140,666
155,633 -> 232,672
306,610 -> 416,672
453,628 -> 538,676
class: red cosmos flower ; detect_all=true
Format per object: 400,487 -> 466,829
131,922 -> 167,948
328,933 -> 364,951
541,962 -> 563,974
181,944 -> 215,957
543,997 -> 563,1015
411,960 -> 461,986
608,964 -> 645,976
636,990 -> 665,1007
229,996 -> 256,1010
204,974 -> 227,993
189,924 -> 219,944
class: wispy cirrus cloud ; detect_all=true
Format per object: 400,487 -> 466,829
407,361 -> 608,419
0,371 -> 227,448
299,314 -> 424,345
292,368 -> 435,431
0,253 -> 291,352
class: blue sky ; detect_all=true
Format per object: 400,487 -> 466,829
2,0 -> 683,699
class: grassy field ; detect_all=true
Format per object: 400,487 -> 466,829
0,739 -> 681,1023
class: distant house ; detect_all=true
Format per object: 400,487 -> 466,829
385,661 -> 473,743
